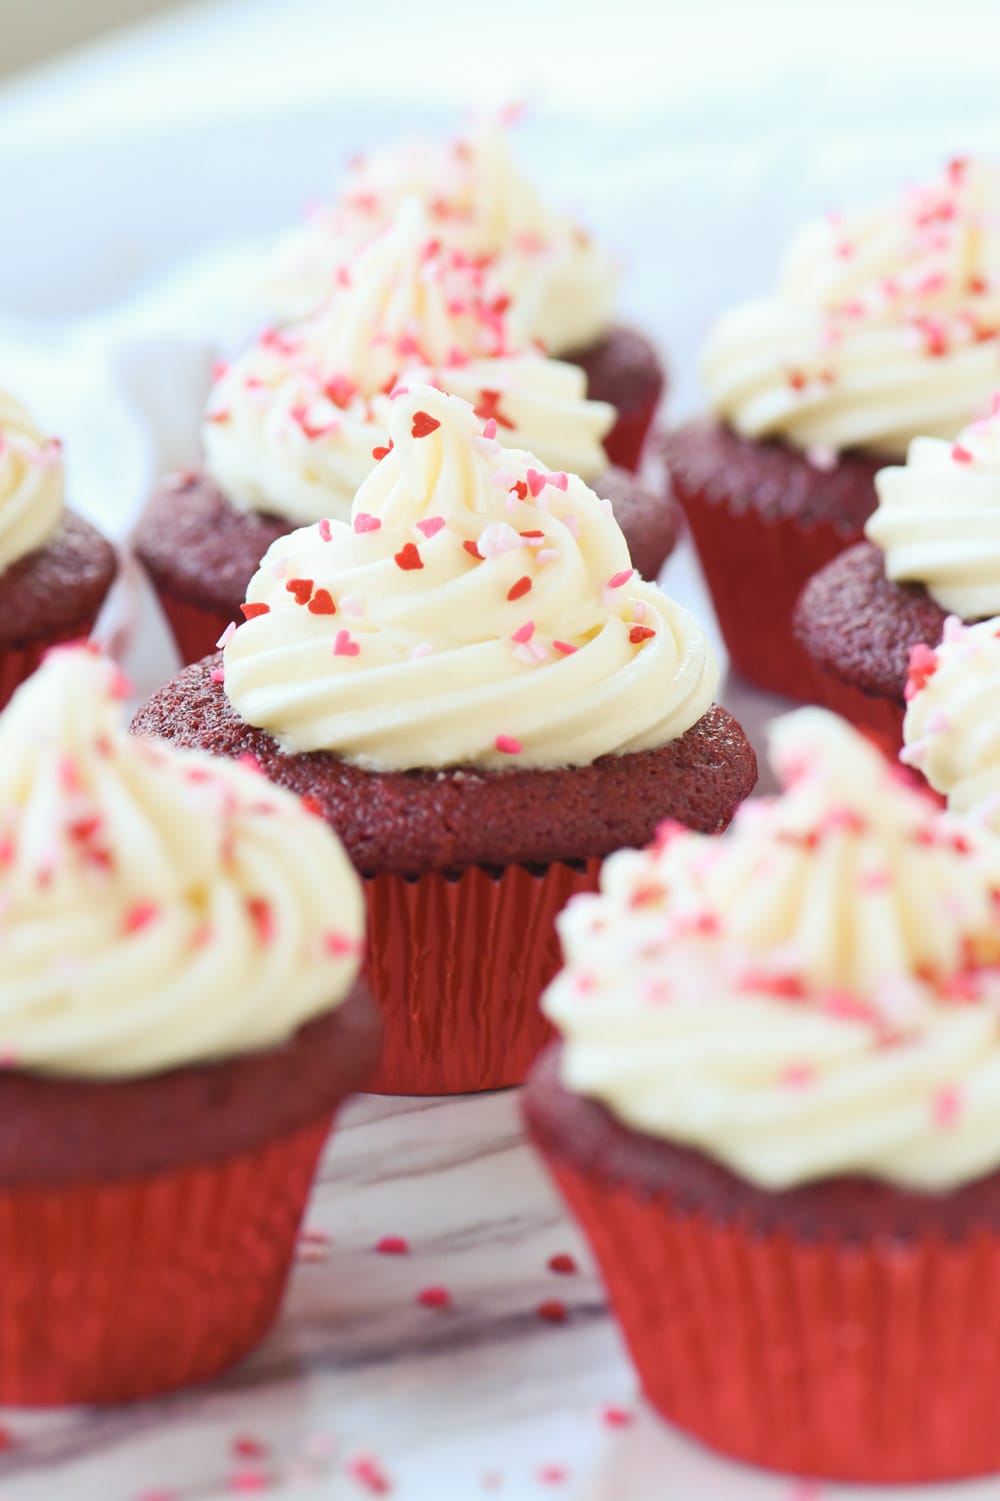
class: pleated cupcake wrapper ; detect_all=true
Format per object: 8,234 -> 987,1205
604,396 -> 661,474
0,618 -> 104,712
364,859 -> 601,1096
797,665 -> 907,758
675,480 -> 867,701
542,1152 -> 1000,1483
0,1114 -> 331,1405
157,589 -> 237,668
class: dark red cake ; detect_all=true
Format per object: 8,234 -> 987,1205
663,418 -> 887,699
131,659 -> 756,1095
566,324 -> 666,473
0,511 -> 117,708
793,540 -> 951,750
136,457 -> 680,669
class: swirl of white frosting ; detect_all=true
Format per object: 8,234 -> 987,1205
866,401 -> 1000,615
207,203 -> 614,525
902,615 -> 1000,827
223,384 -> 716,771
545,708 -> 1000,1191
0,389 -> 64,573
703,158 -> 1000,457
0,647 -> 364,1080
257,123 -> 618,355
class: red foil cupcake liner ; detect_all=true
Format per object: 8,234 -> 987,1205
158,590 -> 236,668
543,1154 -> 1000,1482
605,397 -> 660,474
678,490 -> 865,701
0,618 -> 104,712
364,859 -> 600,1095
0,1115 -> 331,1405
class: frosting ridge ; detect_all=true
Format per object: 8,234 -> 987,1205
0,389 -> 64,573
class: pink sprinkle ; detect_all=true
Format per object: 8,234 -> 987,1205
416,515 -> 447,538
602,1406 -> 633,1428
325,930 -> 362,958
135,1492 -> 178,1501
932,1084 -> 962,1127
495,735 -> 522,755
211,667 -> 226,684
538,1466 -> 568,1486
481,1471 -> 503,1491
789,1485 -> 824,1501
511,620 -> 536,644
346,1454 -> 394,1494
525,467 -> 547,498
553,640 -> 577,656
319,518 -> 333,542
410,643 -> 433,660
951,443 -> 974,463
122,901 -> 158,936
237,752 -> 263,776
354,512 -> 381,533
417,1286 -> 452,1309
216,621 -> 237,650
232,1436 -> 268,1461
779,1063 -> 816,1089
547,471 -> 568,491
563,514 -> 580,538
228,1467 -> 270,1493
374,1235 -> 410,1256
333,630 -> 361,658
547,1253 -> 578,1275
246,897 -> 275,946
340,594 -> 366,618
607,569 -> 634,589
535,548 -> 559,566
482,418 -> 498,440
860,868 -> 891,891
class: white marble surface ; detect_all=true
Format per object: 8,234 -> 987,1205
6,2 -> 1000,1496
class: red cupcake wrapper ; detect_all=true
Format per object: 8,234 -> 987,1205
677,487 -> 865,701
0,618 -> 104,712
0,1114 -> 331,1405
797,663 -> 906,758
543,1153 -> 1000,1482
157,590 -> 237,668
604,396 -> 660,474
364,859 -> 600,1095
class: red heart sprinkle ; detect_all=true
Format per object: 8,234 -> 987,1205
411,410 -> 441,438
629,626 -> 656,644
463,540 -> 483,560
507,576 -> 532,601
308,589 -> 337,615
372,441 -> 394,461
240,602 -> 270,619
510,480 -> 528,500
395,543 -> 424,571
285,577 -> 314,605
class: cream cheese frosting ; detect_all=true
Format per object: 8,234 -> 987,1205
703,157 -> 1000,457
866,398 -> 1000,615
0,389 -> 64,573
223,384 -> 716,770
207,200 -> 614,526
902,615 -> 1000,826
257,122 -> 618,355
0,646 -> 364,1080
545,708 -> 1000,1192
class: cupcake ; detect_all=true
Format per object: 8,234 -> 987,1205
525,708 -> 1000,1482
901,613 -> 1000,817
257,121 -> 665,470
664,156 -> 1000,699
795,394 -> 1000,750
0,388 -> 116,708
132,384 -> 755,1096
0,645 -> 377,1404
138,201 -> 677,666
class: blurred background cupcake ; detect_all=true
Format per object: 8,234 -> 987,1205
664,157 -> 1000,700
133,384 -> 755,1095
526,707 -> 1000,1483
0,644 -> 377,1404
0,387 -> 116,707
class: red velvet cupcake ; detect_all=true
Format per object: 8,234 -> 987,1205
795,400 -> 1000,750
139,201 -> 675,666
665,157 -> 1000,699
132,385 -> 755,1096
0,646 -> 377,1404
0,389 -> 116,707
526,708 -> 1000,1482
257,121 -> 666,471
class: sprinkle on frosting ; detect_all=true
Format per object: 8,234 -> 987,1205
703,159 -> 1000,456
545,708 -> 1000,1191
257,121 -> 618,355
223,385 -> 717,771
0,646 -> 364,1079
867,393 -> 1000,616
0,388 -> 64,573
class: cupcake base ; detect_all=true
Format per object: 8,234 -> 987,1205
0,985 -> 378,1404
664,420 -> 884,700
525,1048 -> 1000,1483
567,324 -> 665,473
